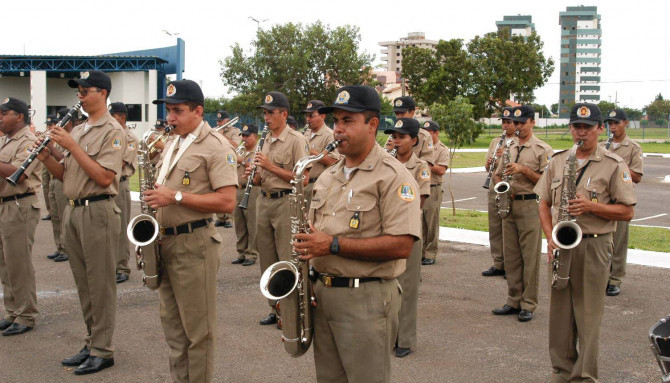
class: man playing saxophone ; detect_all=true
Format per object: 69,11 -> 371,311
144,80 -> 238,382
535,103 -> 636,383
294,85 -> 421,383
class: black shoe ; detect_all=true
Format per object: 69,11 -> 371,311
214,220 -> 225,227
518,309 -> 533,322
492,305 -> 521,316
606,284 -> 621,296
2,322 -> 33,336
47,251 -> 60,259
74,356 -> 114,375
62,346 -> 90,366
482,267 -> 505,277
41,214 -> 51,221
421,259 -> 435,265
395,347 -> 412,358
223,221 -> 233,228
116,273 -> 129,284
242,259 -> 256,266
0,318 -> 13,331
260,313 -> 277,325
53,253 -> 69,262
231,258 -> 245,265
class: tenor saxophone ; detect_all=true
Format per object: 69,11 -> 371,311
259,140 -> 340,357
551,140 -> 583,289
126,126 -> 174,290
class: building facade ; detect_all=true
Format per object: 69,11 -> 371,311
379,32 -> 438,73
558,6 -> 602,118
496,15 -> 535,37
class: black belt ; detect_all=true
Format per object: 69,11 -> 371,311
308,178 -> 317,183
318,274 -> 381,288
263,189 -> 291,199
0,192 -> 35,204
160,218 -> 213,236
430,184 -> 441,188
512,194 -> 537,201
120,176 -> 128,182
68,194 -> 112,207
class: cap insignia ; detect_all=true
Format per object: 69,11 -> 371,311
243,125 -> 248,131
217,113 -> 222,118
155,120 -> 161,125
503,109 -> 510,117
609,111 -> 617,117
395,100 -> 403,107
395,120 -> 403,128
80,71 -> 90,79
166,84 -> 177,97
307,103 -> 313,109
424,122 -> 430,128
578,106 -> 591,118
265,94 -> 273,104
514,109 -> 522,117
2,98 -> 8,104
335,91 -> 350,105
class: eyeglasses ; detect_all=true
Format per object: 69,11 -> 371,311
75,88 -> 101,97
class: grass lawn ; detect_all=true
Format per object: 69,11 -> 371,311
439,208 -> 670,253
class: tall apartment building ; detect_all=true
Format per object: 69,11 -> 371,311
379,32 -> 438,73
496,15 -> 535,37
558,6 -> 602,117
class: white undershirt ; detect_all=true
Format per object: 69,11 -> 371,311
577,158 -> 586,166
612,142 -> 621,149
83,123 -> 92,134
343,167 -> 355,180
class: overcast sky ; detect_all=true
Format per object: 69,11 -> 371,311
3,0 -> 669,110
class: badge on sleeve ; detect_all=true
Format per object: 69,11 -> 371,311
128,141 -> 136,151
420,169 -> 430,180
621,169 -> 632,183
112,137 -> 122,150
182,171 -> 190,186
227,153 -> 235,166
398,183 -> 416,202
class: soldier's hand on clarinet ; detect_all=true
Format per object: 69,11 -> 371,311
294,222 -> 333,260
253,152 -> 272,170
32,138 -> 51,162
48,126 -> 77,151
144,183 -> 177,208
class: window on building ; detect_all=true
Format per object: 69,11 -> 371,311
397,53 -> 400,56
396,60 -> 400,64
126,104 -> 142,122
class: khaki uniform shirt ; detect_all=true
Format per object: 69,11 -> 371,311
599,136 -> 644,175
303,124 -> 340,180
217,125 -> 242,147
0,126 -> 41,197
259,126 -> 310,193
495,134 -> 553,195
156,122 -> 237,227
431,141 -> 450,185
63,112 -> 126,199
122,130 -> 139,178
413,128 -> 434,165
309,144 -> 422,279
236,148 -> 254,188
403,153 -> 431,197
534,144 -> 637,234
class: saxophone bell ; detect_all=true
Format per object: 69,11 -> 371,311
493,181 -> 510,195
260,261 -> 299,300
127,214 -> 160,247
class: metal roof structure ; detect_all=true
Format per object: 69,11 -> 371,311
0,55 -> 167,77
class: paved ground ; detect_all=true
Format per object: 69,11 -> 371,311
442,157 -> 670,228
0,197 -> 668,383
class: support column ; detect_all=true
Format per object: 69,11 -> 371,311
30,71 -> 47,132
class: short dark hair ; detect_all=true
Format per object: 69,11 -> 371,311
184,101 -> 204,111
363,110 -> 380,123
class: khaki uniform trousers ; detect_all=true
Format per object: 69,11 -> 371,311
502,199 -> 542,312
422,185 -> 441,261
313,277 -> 402,383
0,195 -> 39,327
48,179 -> 67,254
41,166 -> 51,212
487,190 -> 504,270
256,194 -> 292,311
549,234 -> 612,383
159,224 -> 221,383
63,198 -> 120,358
233,187 -> 259,261
397,238 -> 422,349
114,179 -> 132,275
608,221 -> 628,287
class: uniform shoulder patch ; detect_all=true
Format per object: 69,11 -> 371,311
420,169 -> 430,180
127,141 -> 136,150
398,183 -> 416,202
621,169 -> 632,183
227,153 -> 236,166
112,137 -> 122,150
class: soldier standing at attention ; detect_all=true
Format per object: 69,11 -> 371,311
213,110 -> 239,229
302,99 -> 339,207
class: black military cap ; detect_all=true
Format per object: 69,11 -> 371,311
385,117 -> 420,137
257,91 -> 290,111
604,108 -> 628,122
45,113 -> 57,124
303,100 -> 326,113
154,118 -> 167,129
320,85 -> 381,114
0,97 -> 30,117
393,96 -> 416,112
421,120 -> 440,131
56,108 -> 70,122
570,103 -> 602,126
153,80 -> 204,104
240,123 -> 259,136
287,116 -> 298,128
501,107 -> 514,120
216,110 -> 230,121
68,70 -> 112,92
511,105 -> 535,122
108,102 -> 127,115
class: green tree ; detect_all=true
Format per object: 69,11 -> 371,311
645,97 -> 670,122
622,107 -> 642,121
531,104 -> 550,118
204,97 -> 228,113
597,101 -> 616,114
551,103 -> 559,115
429,96 -> 483,214
220,22 -> 374,116
468,30 -> 554,119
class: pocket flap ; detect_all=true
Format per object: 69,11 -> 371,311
345,197 -> 376,212
176,158 -> 201,172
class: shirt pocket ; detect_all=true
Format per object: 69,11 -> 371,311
85,139 -> 104,157
272,152 -> 291,169
0,150 -> 13,164
344,196 -> 378,238
175,158 -> 202,187
583,182 -> 607,204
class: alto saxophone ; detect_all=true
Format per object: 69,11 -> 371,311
551,140 -> 584,289
259,140 -> 340,357
493,136 -> 515,218
126,126 -> 174,290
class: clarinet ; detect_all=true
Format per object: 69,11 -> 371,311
604,133 -> 614,150
483,132 -> 506,189
7,102 -> 82,186
238,125 -> 268,209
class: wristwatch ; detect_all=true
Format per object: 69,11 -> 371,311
174,191 -> 183,205
329,236 -> 340,255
